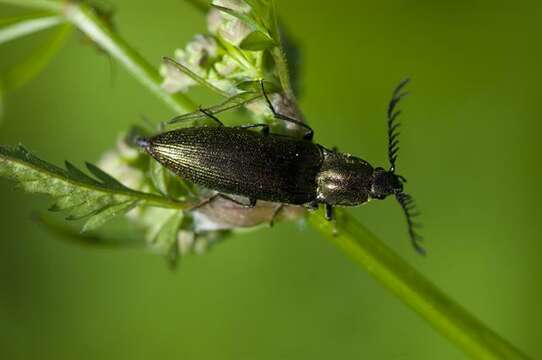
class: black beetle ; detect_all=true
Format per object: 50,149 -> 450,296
137,80 -> 423,253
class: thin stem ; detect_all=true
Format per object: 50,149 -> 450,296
308,209 -> 530,360
271,46 -> 294,100
0,0 -> 62,12
63,2 -> 195,114
0,15 -> 64,44
0,0 -> 196,114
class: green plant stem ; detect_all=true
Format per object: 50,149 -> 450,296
0,0 -> 196,114
0,1 -> 531,359
0,0 -> 62,12
308,209 -> 529,360
271,46 -> 295,100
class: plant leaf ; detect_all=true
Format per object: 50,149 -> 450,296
0,144 -> 185,231
212,3 -> 277,50
211,5 -> 262,33
243,0 -> 279,41
1,22 -> 72,92
239,30 -> 275,51
153,211 -> 183,247
0,13 -> 64,44
154,210 -> 184,268
81,200 -> 140,232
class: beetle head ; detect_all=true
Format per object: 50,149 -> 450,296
369,167 -> 405,200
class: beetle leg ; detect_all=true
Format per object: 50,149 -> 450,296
260,80 -> 314,141
198,107 -> 224,126
269,204 -> 284,227
236,123 -> 270,136
304,200 -> 319,211
324,204 -> 334,221
190,193 -> 256,211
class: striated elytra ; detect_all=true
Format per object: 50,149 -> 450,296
138,80 -> 424,253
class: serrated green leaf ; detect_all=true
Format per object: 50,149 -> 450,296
154,210 -> 184,267
81,200 -> 140,232
0,144 -> 185,231
1,22 -> 72,92
85,161 -> 126,189
154,211 -> 183,247
64,160 -> 99,184
0,13 -> 64,44
239,30 -> 275,51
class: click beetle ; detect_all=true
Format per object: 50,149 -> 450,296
137,80 -> 423,253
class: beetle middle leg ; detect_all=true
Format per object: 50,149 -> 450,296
325,204 -> 334,221
260,80 -> 314,141
190,193 -> 257,211
269,204 -> 284,227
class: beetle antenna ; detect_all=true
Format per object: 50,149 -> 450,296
396,192 -> 425,255
387,78 -> 410,172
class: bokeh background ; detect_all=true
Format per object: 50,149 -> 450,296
1,0 -> 541,359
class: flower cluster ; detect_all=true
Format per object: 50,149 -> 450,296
96,0 -> 307,262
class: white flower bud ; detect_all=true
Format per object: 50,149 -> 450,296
207,1 -> 252,46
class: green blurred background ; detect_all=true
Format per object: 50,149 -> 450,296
1,0 -> 541,359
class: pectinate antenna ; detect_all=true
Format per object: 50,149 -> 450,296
396,192 -> 425,255
387,78 -> 410,173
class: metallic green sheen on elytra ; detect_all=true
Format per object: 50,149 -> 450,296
144,126 -> 337,205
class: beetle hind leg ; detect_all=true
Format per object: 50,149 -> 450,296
198,107 -> 224,126
260,80 -> 314,141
